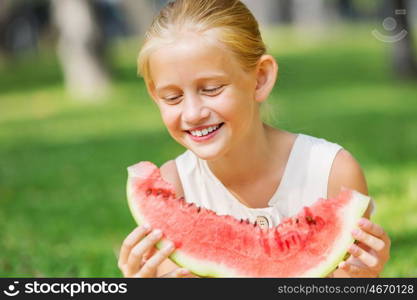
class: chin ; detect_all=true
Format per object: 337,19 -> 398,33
189,143 -> 229,161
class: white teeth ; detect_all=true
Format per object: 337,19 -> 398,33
190,124 -> 221,137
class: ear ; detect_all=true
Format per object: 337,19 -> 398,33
254,55 -> 278,103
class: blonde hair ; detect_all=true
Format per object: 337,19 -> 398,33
137,0 -> 267,83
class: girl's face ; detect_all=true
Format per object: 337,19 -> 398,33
147,32 -> 260,160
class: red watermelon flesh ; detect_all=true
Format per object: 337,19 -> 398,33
126,161 -> 370,277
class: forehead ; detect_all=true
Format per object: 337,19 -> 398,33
148,33 -> 242,88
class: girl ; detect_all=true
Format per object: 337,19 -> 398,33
118,0 -> 390,278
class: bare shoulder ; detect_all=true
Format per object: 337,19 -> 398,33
160,160 -> 184,198
328,149 -> 369,198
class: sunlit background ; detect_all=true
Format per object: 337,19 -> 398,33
1,0 -> 416,277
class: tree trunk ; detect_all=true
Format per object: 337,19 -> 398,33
391,0 -> 417,78
0,0 -> 14,54
52,0 -> 110,100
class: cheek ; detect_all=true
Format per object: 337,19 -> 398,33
159,106 -> 181,132
214,91 -> 253,123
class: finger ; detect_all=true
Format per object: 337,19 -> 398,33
118,225 -> 151,268
161,268 -> 197,278
352,228 -> 385,252
348,243 -> 379,269
137,242 -> 175,277
126,229 -> 163,276
338,261 -> 374,278
142,246 -> 157,262
345,255 -> 368,269
358,218 -> 386,238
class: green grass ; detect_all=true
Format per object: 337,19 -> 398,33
1,24 -> 416,277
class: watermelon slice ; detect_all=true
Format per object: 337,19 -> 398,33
126,161 -> 370,277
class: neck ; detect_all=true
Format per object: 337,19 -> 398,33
207,121 -> 277,187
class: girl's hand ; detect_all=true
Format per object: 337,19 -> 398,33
118,225 -> 195,278
337,218 -> 391,277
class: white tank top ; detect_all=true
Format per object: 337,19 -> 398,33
175,133 -> 373,227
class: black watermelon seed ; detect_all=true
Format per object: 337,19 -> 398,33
305,215 -> 317,225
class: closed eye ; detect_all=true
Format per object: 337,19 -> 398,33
165,95 -> 181,101
202,85 -> 224,94
162,85 -> 225,103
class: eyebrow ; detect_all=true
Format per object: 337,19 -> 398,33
155,73 -> 227,92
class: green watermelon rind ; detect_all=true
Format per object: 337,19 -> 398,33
127,174 -> 370,277
300,189 -> 370,277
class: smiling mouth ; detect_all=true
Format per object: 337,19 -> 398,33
186,122 -> 224,138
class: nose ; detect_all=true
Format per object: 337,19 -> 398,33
182,94 -> 210,125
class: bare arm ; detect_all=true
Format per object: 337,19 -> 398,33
327,150 -> 390,277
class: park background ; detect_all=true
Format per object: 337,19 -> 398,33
0,0 -> 416,277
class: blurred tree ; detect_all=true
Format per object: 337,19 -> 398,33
391,0 -> 417,78
242,0 -> 293,25
290,0 -> 338,38
278,0 -> 293,24
52,0 -> 110,99
120,0 -> 155,36
352,0 -> 380,18
338,0 -> 357,19
0,0 -> 50,55
241,0 -> 280,26
292,0 -> 326,28
0,0 -> 13,54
